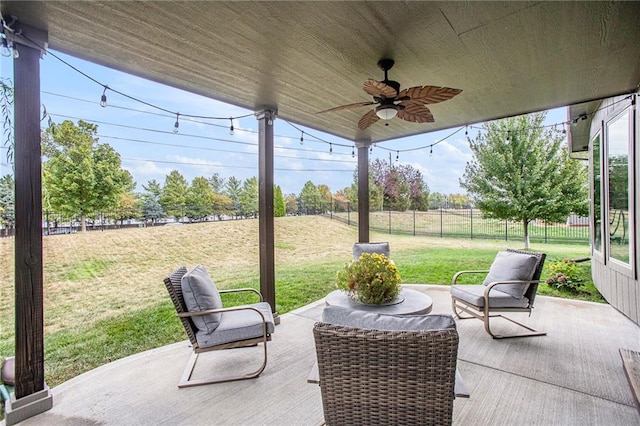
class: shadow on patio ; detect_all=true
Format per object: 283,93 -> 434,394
13,285 -> 640,425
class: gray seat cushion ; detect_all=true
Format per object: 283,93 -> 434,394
196,302 -> 275,348
482,251 -> 538,299
353,242 -> 390,259
450,284 -> 530,308
322,304 -> 456,331
181,265 -> 223,333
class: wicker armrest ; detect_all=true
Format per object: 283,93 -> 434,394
219,287 -> 264,302
452,270 -> 490,284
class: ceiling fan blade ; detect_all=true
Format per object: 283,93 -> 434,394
358,109 -> 380,130
363,79 -> 397,99
398,86 -> 462,105
317,101 -> 377,114
397,104 -> 434,123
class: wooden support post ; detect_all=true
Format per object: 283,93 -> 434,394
5,21 -> 53,425
256,110 -> 278,324
357,143 -> 369,243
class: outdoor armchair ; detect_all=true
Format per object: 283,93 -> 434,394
450,249 -> 546,339
163,265 -> 275,387
314,305 -> 460,425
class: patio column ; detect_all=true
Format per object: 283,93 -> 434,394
256,110 -> 279,323
356,142 -> 370,242
5,21 -> 53,425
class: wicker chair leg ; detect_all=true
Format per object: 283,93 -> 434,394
178,340 -> 269,388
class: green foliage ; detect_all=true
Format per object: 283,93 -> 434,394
460,112 -> 589,248
159,170 -> 188,219
0,175 -> 14,227
225,176 -> 242,213
274,185 -> 286,217
1,78 -> 13,165
299,180 -> 320,211
284,193 -> 299,215
42,120 -> 134,230
545,258 -> 584,293
185,176 -> 214,220
239,176 -> 258,217
336,253 -> 401,304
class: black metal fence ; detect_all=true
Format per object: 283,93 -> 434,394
0,205 -> 589,245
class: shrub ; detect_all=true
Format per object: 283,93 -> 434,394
546,258 -> 583,293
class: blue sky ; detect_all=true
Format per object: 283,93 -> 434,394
1,50 -> 567,196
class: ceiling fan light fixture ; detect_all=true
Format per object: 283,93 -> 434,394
376,105 -> 398,120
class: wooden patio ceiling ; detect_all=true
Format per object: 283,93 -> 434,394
3,1 -> 640,144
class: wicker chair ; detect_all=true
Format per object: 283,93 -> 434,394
450,249 -> 546,339
164,266 -> 274,387
313,318 -> 459,425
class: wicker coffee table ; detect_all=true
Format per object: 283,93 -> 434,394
325,288 -> 432,315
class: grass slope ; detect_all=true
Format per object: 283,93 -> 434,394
0,215 -> 596,386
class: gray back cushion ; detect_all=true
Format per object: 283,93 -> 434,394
483,251 -> 538,299
322,305 -> 456,331
353,242 -> 391,259
181,265 -> 223,333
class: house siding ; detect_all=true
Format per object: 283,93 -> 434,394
589,94 -> 639,325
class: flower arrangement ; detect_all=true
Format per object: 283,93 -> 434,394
336,252 -> 402,305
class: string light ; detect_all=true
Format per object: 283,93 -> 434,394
100,86 -> 108,107
429,146 -> 433,156
300,131 -> 304,145
562,123 -> 567,135
506,131 -> 510,142
229,118 -> 234,135
329,143 -> 333,155
351,146 -> 355,158
173,113 -> 180,133
369,145 -> 373,154
465,125 -> 468,137
396,150 -> 399,161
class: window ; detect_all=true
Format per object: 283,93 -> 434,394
606,110 -> 631,265
591,133 -> 602,254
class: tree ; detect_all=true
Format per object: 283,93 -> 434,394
274,185 -> 286,217
460,112 -> 588,248
317,184 -> 332,212
299,180 -> 319,213
225,176 -> 242,216
42,120 -> 134,231
239,177 -> 258,217
367,159 -> 429,211
186,176 -> 215,221
141,179 -> 164,224
212,192 -> 235,220
0,174 -> 15,227
284,193 -> 299,215
208,173 -> 226,193
159,170 -> 188,220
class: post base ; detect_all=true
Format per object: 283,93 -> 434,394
4,385 -> 53,425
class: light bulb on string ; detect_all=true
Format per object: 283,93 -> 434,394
369,145 -> 373,154
229,118 -> 234,136
465,125 -> 468,137
300,131 -> 304,145
506,131 -> 510,142
351,146 -> 355,158
396,151 -> 399,162
429,146 -> 433,156
562,123 -> 567,135
329,143 -> 333,155
173,113 -> 180,133
100,86 -> 108,107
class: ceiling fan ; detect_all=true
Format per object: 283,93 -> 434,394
318,59 -> 462,130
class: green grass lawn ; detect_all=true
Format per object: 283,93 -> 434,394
0,216 -> 599,387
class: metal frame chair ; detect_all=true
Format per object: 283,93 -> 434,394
450,249 -> 547,339
163,266 -> 272,387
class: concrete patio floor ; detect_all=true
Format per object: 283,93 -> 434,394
10,285 -> 640,425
